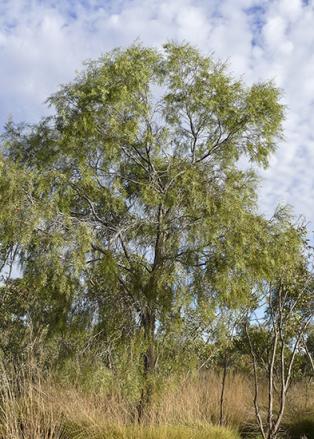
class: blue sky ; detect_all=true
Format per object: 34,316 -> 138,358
1,0 -> 314,232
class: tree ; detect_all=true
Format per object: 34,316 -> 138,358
0,43 -> 284,419
244,220 -> 313,439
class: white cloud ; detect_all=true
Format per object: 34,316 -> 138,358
0,0 -> 314,233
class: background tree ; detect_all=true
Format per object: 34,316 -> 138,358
244,220 -> 313,439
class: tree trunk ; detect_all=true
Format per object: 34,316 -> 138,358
137,306 -> 156,423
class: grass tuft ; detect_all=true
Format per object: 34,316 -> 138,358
62,424 -> 240,439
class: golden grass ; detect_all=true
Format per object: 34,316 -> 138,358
0,359 -> 313,439
151,372 -> 253,427
0,362 -> 63,439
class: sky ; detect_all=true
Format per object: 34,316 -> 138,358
0,0 -> 313,233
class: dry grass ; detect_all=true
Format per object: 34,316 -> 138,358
0,359 -> 313,439
150,372 -> 253,427
0,361 -> 63,439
